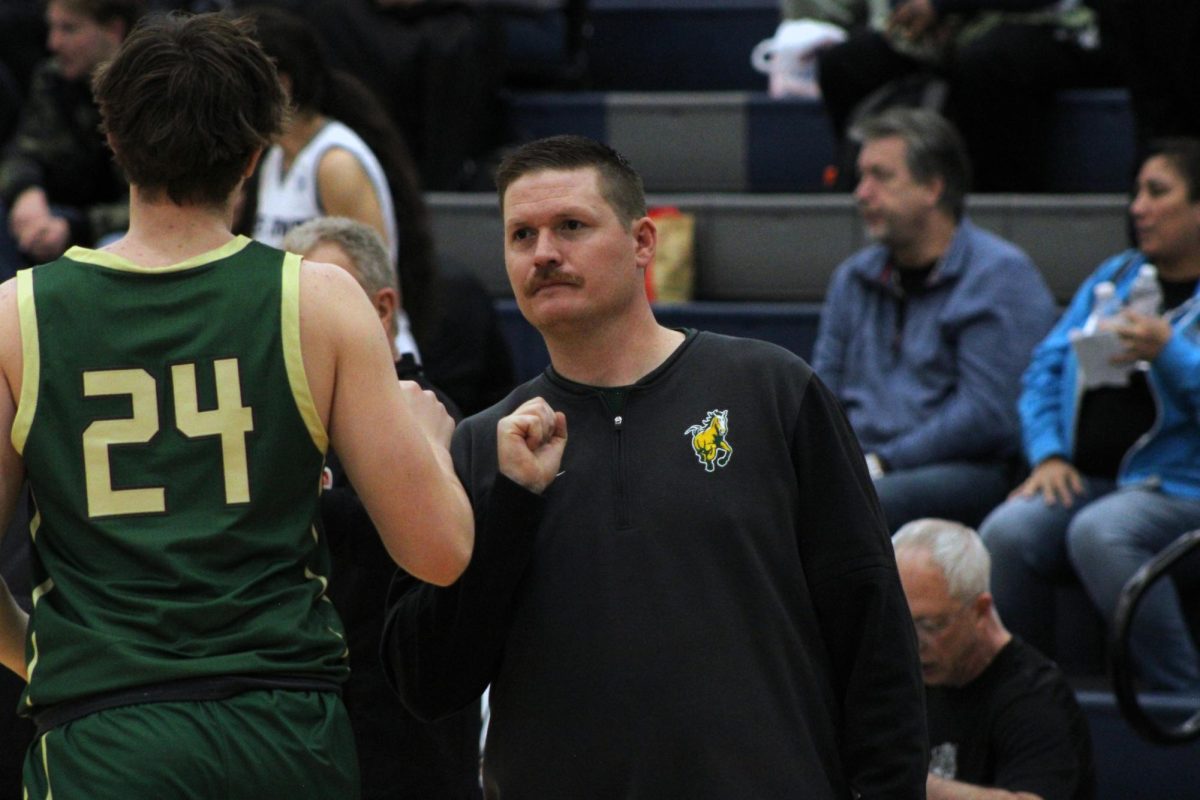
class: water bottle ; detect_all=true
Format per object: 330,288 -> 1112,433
1127,263 -> 1163,316
1082,281 -> 1120,334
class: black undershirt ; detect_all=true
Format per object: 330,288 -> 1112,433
890,261 -> 937,354
1072,276 -> 1197,478
896,261 -> 937,295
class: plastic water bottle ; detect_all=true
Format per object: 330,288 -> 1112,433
1127,263 -> 1163,316
1082,281 -> 1120,334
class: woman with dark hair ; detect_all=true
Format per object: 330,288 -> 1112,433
980,138 -> 1200,692
238,5 -> 515,417
237,5 -> 437,353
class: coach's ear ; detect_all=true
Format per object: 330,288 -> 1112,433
632,215 -> 656,272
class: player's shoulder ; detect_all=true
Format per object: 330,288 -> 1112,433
298,257 -> 369,312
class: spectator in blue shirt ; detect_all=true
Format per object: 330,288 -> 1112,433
813,108 -> 1058,532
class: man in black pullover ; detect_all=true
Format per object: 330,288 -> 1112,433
383,134 -> 928,798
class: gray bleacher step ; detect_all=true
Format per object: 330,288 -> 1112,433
505,89 -> 1136,193
429,191 -> 1131,304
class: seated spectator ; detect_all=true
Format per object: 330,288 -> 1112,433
812,107 -> 1058,532
282,218 -> 482,800
0,0 -> 143,281
787,0 -> 1113,191
980,137 -> 1200,692
894,518 -> 1095,800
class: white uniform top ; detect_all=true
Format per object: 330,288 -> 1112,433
254,119 -> 398,265
255,120 -> 419,357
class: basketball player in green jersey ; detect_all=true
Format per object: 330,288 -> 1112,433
0,12 -> 473,798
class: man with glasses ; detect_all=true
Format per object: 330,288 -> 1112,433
893,518 -> 1095,800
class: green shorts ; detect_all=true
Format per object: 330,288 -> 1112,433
22,690 -> 359,799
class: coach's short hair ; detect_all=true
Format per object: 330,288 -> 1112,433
495,135 -> 646,226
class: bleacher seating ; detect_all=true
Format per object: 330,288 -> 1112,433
1078,690 -> 1200,800
428,191 -> 1131,305
505,89 -> 1137,193
586,0 -> 779,92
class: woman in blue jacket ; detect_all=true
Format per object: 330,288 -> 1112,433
980,138 -> 1200,691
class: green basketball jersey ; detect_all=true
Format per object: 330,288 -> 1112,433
12,237 -> 349,713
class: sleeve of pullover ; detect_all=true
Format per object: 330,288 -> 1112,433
380,469 -> 543,722
793,374 -> 930,799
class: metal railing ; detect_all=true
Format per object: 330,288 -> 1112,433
1110,528 -> 1200,745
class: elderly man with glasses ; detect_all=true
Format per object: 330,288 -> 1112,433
893,519 -> 1096,800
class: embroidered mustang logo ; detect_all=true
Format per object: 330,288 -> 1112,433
684,409 -> 732,472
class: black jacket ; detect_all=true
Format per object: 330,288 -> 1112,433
384,330 -> 927,798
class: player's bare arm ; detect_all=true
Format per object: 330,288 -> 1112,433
299,259 -> 473,585
316,148 -> 391,251
0,278 -> 30,679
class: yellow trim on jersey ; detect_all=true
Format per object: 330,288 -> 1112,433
304,566 -> 330,594
282,253 -> 328,453
24,579 -> 54,699
29,508 -> 41,543
24,631 -> 40,707
11,270 -> 39,455
39,733 -> 52,799
327,626 -> 350,660
30,577 -> 53,606
63,235 -> 252,274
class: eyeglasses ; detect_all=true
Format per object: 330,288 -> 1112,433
911,599 -> 972,639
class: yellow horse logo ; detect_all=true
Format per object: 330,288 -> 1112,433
685,409 -> 732,472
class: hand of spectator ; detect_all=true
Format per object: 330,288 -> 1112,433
497,396 -> 567,495
1111,309 -> 1172,363
399,379 -> 456,451
24,216 -> 70,263
1011,456 -> 1084,507
9,187 -> 53,245
888,0 -> 938,40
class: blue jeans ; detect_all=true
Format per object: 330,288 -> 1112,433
980,481 -> 1200,690
874,460 -> 1012,534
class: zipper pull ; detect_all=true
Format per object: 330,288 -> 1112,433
613,415 -> 623,429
